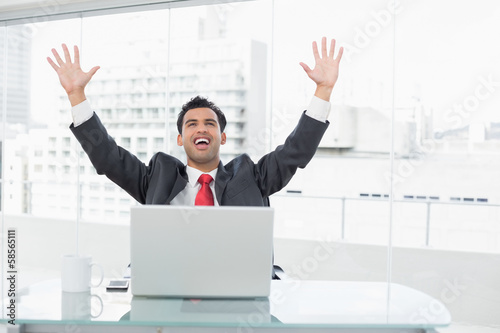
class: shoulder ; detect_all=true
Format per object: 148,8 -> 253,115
149,152 -> 185,168
151,152 -> 184,165
219,154 -> 256,177
223,153 -> 253,170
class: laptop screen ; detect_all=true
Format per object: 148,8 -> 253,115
130,205 -> 274,298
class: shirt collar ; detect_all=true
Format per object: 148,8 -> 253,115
186,165 -> 218,187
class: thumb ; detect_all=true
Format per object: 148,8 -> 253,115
299,62 -> 312,75
88,66 -> 100,78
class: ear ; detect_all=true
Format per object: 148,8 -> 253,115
177,134 -> 183,146
221,132 -> 226,145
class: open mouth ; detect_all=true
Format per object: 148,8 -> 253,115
194,137 -> 210,148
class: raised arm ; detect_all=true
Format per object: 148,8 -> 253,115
300,37 -> 343,102
47,44 -> 100,106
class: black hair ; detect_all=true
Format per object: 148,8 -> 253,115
177,96 -> 227,134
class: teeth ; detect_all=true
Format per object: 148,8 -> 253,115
195,138 -> 209,145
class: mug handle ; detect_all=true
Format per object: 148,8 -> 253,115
90,262 -> 104,288
90,294 -> 104,318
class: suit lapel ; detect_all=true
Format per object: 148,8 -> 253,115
166,166 -> 189,204
215,162 -> 230,205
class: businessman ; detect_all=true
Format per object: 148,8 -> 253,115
47,37 -> 342,208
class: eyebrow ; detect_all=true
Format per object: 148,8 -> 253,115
184,118 -> 218,125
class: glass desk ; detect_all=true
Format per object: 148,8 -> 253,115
2,279 -> 450,332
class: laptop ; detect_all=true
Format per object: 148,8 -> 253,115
130,205 -> 274,298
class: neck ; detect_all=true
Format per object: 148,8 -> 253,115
187,159 -> 220,173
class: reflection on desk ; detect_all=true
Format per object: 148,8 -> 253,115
12,279 -> 131,322
270,280 -> 450,326
2,279 -> 451,332
130,297 -> 272,324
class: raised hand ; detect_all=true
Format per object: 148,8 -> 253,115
300,37 -> 343,101
47,44 -> 100,106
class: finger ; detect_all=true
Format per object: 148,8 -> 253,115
62,43 -> 72,64
335,46 -> 344,63
87,66 -> 100,78
299,62 -> 312,74
321,37 -> 327,59
47,57 -> 60,71
51,48 -> 64,66
329,39 -> 336,59
312,41 -> 320,62
74,45 -> 80,65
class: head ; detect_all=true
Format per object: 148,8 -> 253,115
177,96 -> 227,135
176,96 -> 227,172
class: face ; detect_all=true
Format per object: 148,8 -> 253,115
177,107 -> 226,172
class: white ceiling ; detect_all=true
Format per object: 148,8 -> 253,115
0,0 -> 158,13
0,0 -> 241,23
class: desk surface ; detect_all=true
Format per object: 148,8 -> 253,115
2,279 -> 451,332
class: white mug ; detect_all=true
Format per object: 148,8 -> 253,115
61,255 -> 104,292
61,291 -> 103,320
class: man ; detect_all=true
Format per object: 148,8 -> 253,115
48,38 -> 342,279
47,37 -> 343,208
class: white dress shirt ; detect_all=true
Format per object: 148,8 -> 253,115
71,96 -> 331,205
170,166 -> 219,206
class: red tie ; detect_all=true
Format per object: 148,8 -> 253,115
195,174 -> 214,206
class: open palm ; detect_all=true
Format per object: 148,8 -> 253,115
47,44 -> 99,97
300,37 -> 343,91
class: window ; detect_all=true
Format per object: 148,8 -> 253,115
63,137 -> 71,147
137,137 -> 148,149
153,137 -> 164,150
2,3 -> 500,326
137,152 -> 148,161
101,109 -> 112,118
2,0 -> 499,245
121,137 -> 131,148
48,137 -> 56,147
104,184 -> 115,192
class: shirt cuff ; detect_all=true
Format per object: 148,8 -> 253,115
71,99 -> 94,127
305,96 -> 331,123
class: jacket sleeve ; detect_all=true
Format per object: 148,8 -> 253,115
253,111 -> 329,197
70,113 -> 152,204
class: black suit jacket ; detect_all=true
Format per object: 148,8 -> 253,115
70,111 -> 329,205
